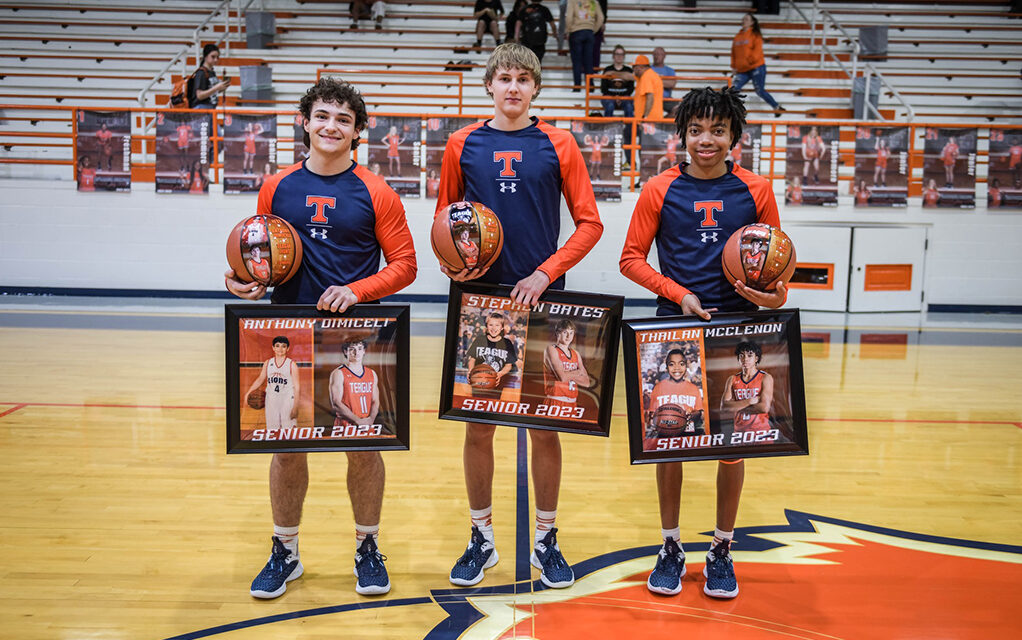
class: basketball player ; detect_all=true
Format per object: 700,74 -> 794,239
96,122 -> 115,171
426,168 -> 441,199
437,43 -> 603,589
720,341 -> 773,435
245,336 -> 300,431
658,132 -> 681,174
175,120 -> 192,173
988,177 -> 1002,208
329,336 -> 380,429
243,122 -> 262,175
246,246 -> 271,283
648,348 -> 704,437
874,137 -> 889,187
382,125 -> 405,176
77,155 -> 96,191
855,179 -> 871,207
542,319 -> 590,411
456,227 -> 480,270
586,133 -> 609,180
466,311 -> 517,395
785,176 -> 803,206
619,86 -> 786,599
1007,137 -> 1021,188
801,126 -> 826,185
940,136 -> 958,188
922,178 -> 940,208
225,78 -> 417,598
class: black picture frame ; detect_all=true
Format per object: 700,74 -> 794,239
438,281 -> 623,436
225,304 -> 410,454
622,309 -> 808,464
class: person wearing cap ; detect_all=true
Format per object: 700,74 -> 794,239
632,54 -> 664,120
189,44 -> 230,109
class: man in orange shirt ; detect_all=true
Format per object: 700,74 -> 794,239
632,55 -> 663,121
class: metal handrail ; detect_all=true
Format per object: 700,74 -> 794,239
786,0 -> 914,121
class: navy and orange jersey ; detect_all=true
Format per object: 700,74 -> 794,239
649,377 -> 703,413
257,160 -> 417,305
620,160 -> 780,315
544,346 -> 581,401
730,370 -> 769,432
436,117 -> 603,290
335,365 -> 378,422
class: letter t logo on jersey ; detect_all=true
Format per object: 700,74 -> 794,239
306,195 -> 336,224
493,151 -> 522,177
694,200 -> 723,228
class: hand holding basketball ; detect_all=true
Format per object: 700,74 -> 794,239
734,279 -> 787,309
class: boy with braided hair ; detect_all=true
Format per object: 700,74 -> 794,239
619,86 -> 787,599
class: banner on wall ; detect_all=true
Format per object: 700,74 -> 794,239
987,128 -> 1022,210
638,121 -> 686,185
292,115 -> 310,165
223,114 -> 277,194
423,116 -> 475,199
155,111 -> 210,194
852,126 -> 909,208
570,120 -> 622,201
76,110 -> 131,192
921,127 -> 976,209
784,125 -> 838,206
731,123 -> 762,176
366,115 -> 421,198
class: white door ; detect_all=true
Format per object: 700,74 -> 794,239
783,225 -> 852,312
848,226 -> 927,312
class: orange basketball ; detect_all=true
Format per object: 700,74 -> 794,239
721,223 -> 796,292
431,201 -> 503,273
247,388 -> 266,410
468,363 -> 499,389
226,214 -> 304,287
653,404 -> 689,438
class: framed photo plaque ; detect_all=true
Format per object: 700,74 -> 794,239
622,309 -> 808,464
438,282 -> 623,436
226,304 -> 410,454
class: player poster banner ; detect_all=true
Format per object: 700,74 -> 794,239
225,304 -> 410,454
853,126 -> 909,208
424,116 -> 475,199
621,310 -> 808,464
223,113 -> 277,194
292,114 -> 310,165
155,111 -> 210,193
438,282 -> 623,436
731,123 -> 762,176
920,127 -> 976,209
638,121 -> 685,185
784,125 -> 838,206
366,115 -> 421,198
75,109 -> 131,192
987,128 -> 1022,210
570,120 -> 621,201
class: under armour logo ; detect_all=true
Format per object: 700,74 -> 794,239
499,181 -> 517,193
700,231 -> 719,243
310,228 -> 328,240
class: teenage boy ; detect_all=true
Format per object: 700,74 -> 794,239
225,78 -> 417,599
619,86 -> 786,599
437,43 -> 603,589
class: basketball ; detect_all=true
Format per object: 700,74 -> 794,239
468,363 -> 499,389
247,388 -> 266,410
226,214 -> 304,287
653,404 -> 689,438
431,201 -> 503,273
721,223 -> 797,291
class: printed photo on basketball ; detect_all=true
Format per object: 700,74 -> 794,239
75,110 -> 131,192
226,305 -> 410,454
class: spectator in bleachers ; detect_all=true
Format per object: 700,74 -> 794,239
566,0 -> 604,92
600,45 -> 634,117
506,0 -> 529,42
189,44 -> 229,110
730,13 -> 785,115
349,1 -> 385,30
473,0 -> 505,49
632,54 -> 663,120
516,0 -> 556,61
592,0 -> 607,72
650,47 -> 678,117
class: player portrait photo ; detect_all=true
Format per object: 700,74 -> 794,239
986,128 -> 1022,210
638,121 -> 686,186
223,113 -> 277,194
440,282 -> 623,436
622,311 -> 808,464
75,110 -> 131,192
291,114 -> 310,164
424,115 -> 473,198
784,124 -> 838,206
920,127 -> 977,209
569,119 -> 622,201
730,124 -> 762,175
154,111 -> 210,194
853,126 -> 909,208
226,305 -> 410,454
365,114 -> 421,198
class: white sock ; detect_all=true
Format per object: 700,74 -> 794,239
712,528 -> 734,550
274,524 -> 300,558
355,523 -> 379,548
534,508 -> 556,546
470,506 -> 495,545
